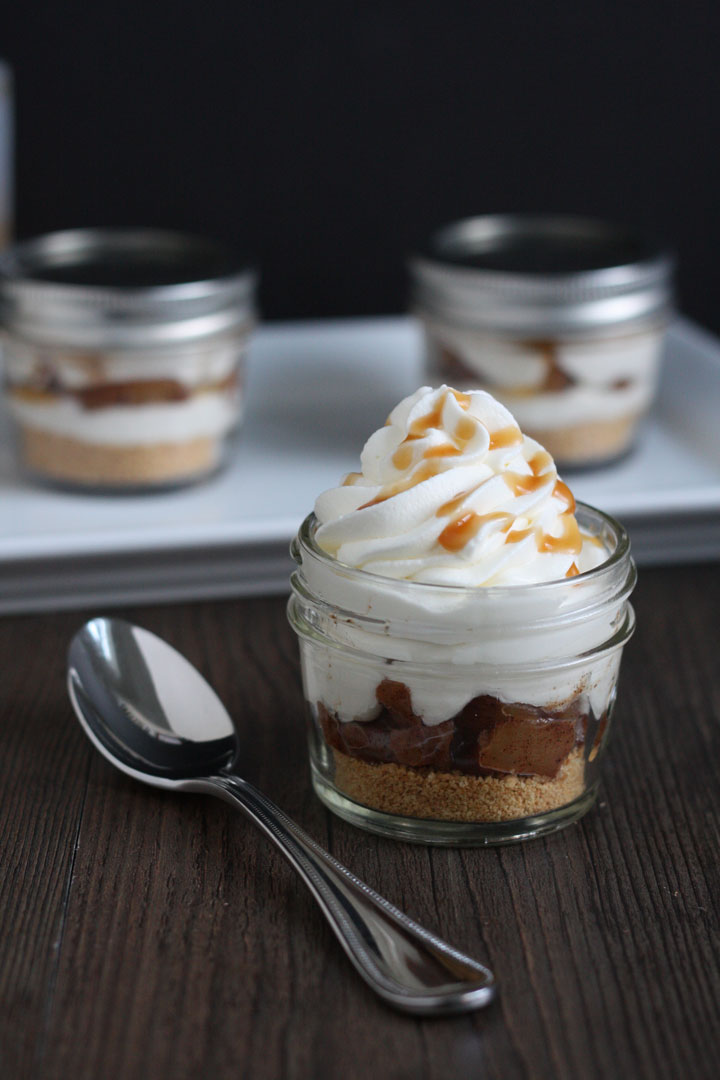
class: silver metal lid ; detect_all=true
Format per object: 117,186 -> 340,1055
0,228 -> 257,347
409,215 -> 674,335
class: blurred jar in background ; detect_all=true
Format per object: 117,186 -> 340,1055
410,215 -> 674,467
0,61 -> 12,248
0,229 -> 257,490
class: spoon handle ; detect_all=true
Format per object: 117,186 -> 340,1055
185,773 -> 495,1015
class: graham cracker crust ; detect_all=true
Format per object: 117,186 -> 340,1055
526,414 -> 638,466
19,426 -> 220,487
331,746 -> 586,822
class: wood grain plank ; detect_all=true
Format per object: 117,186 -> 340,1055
0,564 -> 718,1079
0,614 -> 92,1078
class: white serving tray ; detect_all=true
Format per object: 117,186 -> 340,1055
1,316 -> 719,614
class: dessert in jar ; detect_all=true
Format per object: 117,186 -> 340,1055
288,385 -> 637,845
0,229 -> 257,489
409,215 -> 674,467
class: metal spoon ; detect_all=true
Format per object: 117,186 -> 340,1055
67,617 -> 495,1016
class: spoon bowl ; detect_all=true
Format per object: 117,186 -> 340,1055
68,617 -> 496,1016
68,618 -> 237,784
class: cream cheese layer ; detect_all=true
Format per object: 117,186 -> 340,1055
9,390 -> 241,445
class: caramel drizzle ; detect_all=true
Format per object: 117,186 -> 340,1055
489,425 -> 523,450
438,509 -> 513,551
392,444 -> 414,470
433,415 -> 525,551
423,444 -> 462,460
553,478 -> 576,514
529,449 -> 552,475
493,448 -> 582,556
455,414 -> 477,442
434,442 -> 581,557
361,389 -> 477,509
537,514 -> 582,554
358,461 -> 439,509
358,387 -> 582,562
407,398 -> 445,439
437,464 -> 581,554
451,389 -> 472,409
503,471 -> 550,497
436,490 -> 475,518
438,512 -> 485,552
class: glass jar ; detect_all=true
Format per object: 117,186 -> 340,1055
409,215 -> 674,468
0,229 -> 257,490
288,503 -> 636,846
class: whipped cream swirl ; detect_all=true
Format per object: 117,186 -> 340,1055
314,386 -> 606,586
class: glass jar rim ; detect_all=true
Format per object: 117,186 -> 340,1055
288,585 -> 636,674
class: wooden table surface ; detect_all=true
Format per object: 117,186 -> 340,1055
1,562 -> 719,1080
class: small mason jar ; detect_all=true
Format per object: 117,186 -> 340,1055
409,215 -> 674,468
288,503 -> 636,846
0,228 -> 257,490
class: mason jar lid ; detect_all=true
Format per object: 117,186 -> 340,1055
0,228 -> 257,348
409,215 -> 674,335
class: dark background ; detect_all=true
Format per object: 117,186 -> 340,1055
4,1 -> 720,329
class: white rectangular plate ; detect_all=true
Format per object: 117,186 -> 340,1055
1,316 -> 718,614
